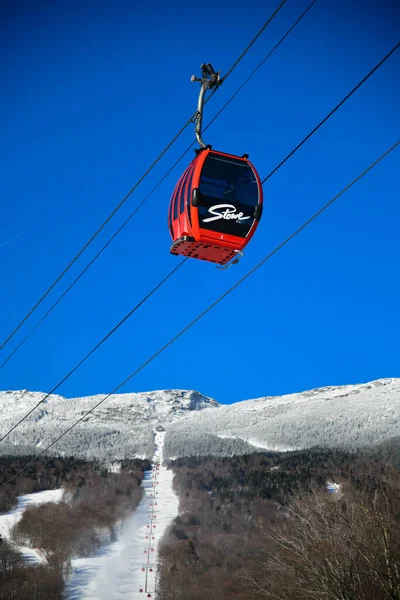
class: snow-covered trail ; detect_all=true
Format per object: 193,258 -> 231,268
0,488 -> 64,564
66,430 -> 179,599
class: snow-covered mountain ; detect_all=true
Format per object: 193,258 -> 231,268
0,389 -> 218,460
0,378 -> 399,461
164,378 -> 400,458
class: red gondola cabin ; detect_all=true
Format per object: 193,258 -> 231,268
168,148 -> 263,267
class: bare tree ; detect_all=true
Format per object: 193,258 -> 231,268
246,469 -> 400,600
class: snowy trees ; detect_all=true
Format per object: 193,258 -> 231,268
164,430 -> 257,459
1,380 -> 399,464
163,378 -> 400,460
0,422 -> 156,461
0,388 -> 220,462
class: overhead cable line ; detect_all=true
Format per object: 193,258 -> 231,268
261,40 -> 400,184
0,258 -> 187,445
0,0 -> 318,370
2,138 -> 398,489
0,0 -> 286,354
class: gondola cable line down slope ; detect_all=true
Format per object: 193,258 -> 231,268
65,429 -> 178,600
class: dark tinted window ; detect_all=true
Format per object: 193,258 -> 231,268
199,154 -> 259,207
186,166 -> 195,226
180,164 -> 194,214
198,154 -> 259,237
174,175 -> 185,220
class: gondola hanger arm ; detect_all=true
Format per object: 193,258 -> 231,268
191,63 -> 222,148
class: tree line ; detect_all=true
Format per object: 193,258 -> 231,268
158,444 -> 400,599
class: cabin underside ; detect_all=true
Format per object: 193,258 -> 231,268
170,236 -> 238,265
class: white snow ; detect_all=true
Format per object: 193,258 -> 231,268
0,488 -> 64,563
165,378 -> 400,458
247,438 -> 296,452
107,462 -> 122,474
65,430 -> 179,599
1,377 -> 399,468
0,389 -> 218,460
217,434 -> 294,452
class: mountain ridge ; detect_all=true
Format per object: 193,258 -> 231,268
164,377 -> 400,458
0,389 -> 218,460
1,378 -> 399,461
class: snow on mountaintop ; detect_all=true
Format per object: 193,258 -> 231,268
1,379 -> 399,462
164,378 -> 400,459
0,389 -> 218,460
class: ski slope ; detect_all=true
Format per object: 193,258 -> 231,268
66,430 -> 179,599
0,488 -> 64,563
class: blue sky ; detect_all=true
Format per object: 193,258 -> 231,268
1,0 -> 399,405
